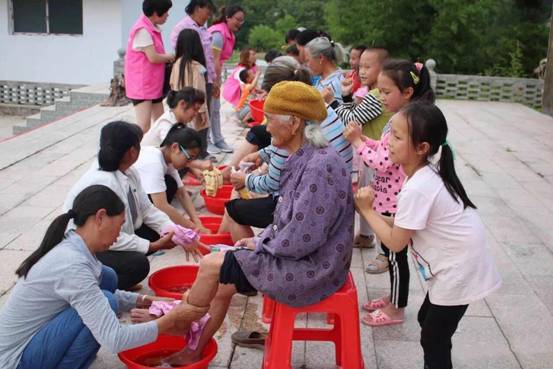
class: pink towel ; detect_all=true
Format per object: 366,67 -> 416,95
149,300 -> 181,317
162,224 -> 199,248
148,301 -> 211,351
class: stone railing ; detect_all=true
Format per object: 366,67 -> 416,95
425,59 -> 544,109
0,81 -> 84,107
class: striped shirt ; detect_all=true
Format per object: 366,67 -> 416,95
315,69 -> 344,104
245,107 -> 353,195
334,91 -> 382,125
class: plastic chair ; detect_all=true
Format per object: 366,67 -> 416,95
262,273 -> 364,369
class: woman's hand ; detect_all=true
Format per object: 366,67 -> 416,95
343,122 -> 364,147
354,186 -> 376,214
242,152 -> 262,169
230,171 -> 247,190
165,53 -> 176,63
194,222 -> 211,235
136,295 -> 175,309
235,237 -> 256,250
149,232 -> 176,253
182,242 -> 204,263
341,78 -> 354,96
321,87 -> 335,104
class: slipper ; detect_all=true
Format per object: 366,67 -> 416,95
353,234 -> 375,249
231,330 -> 267,350
362,298 -> 388,312
361,309 -> 403,327
365,254 -> 389,274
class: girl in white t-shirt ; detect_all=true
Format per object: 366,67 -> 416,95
134,124 -> 210,235
355,102 -> 501,369
141,88 -> 204,147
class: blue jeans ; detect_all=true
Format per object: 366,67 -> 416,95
17,266 -> 119,369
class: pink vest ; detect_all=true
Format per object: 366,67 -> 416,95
208,22 -> 235,64
125,15 -> 165,99
222,66 -> 245,106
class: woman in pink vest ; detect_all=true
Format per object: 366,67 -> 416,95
125,0 -> 175,133
205,5 -> 245,154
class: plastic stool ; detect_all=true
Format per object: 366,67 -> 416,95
262,273 -> 364,369
263,295 -> 334,325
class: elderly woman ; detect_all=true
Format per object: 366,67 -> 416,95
163,81 -> 354,365
305,36 -> 345,103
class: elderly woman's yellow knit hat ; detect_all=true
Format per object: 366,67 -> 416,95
264,81 -> 327,122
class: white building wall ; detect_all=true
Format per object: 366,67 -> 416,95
121,0 -> 190,53
0,0 -> 122,85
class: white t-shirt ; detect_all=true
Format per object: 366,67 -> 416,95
394,165 -> 501,306
133,146 -> 183,195
142,111 -> 179,147
132,28 -> 154,51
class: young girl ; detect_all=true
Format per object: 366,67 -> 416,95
355,102 -> 501,369
344,59 -> 434,326
171,28 -> 210,159
133,124 -> 209,234
142,88 -> 205,147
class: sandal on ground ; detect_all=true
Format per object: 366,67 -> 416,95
362,298 -> 389,312
354,234 -> 376,249
231,330 -> 267,350
365,254 -> 389,274
361,309 -> 403,327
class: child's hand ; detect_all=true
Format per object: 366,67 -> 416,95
354,186 -> 376,214
230,170 -> 247,189
343,122 -> 363,146
342,78 -> 354,96
321,87 -> 335,104
235,237 -> 256,250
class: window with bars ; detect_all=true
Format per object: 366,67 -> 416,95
11,0 -> 83,35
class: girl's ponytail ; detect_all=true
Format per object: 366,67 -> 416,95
381,60 -> 435,104
437,142 -> 476,209
401,102 -> 476,209
15,185 -> 125,278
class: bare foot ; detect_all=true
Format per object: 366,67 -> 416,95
165,347 -> 203,366
379,303 -> 405,321
130,308 -> 157,323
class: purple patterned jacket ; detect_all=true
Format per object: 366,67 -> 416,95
234,144 -> 354,307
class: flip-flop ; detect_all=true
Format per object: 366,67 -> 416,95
362,298 -> 388,312
231,330 -> 267,350
361,309 -> 403,327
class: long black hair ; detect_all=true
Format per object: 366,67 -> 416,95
175,29 -> 207,89
381,59 -> 435,103
401,102 -> 476,209
98,121 -> 143,172
16,185 -> 125,278
160,123 -> 202,149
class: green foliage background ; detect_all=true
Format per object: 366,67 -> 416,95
217,0 -> 551,77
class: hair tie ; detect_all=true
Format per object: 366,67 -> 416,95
441,140 -> 455,160
410,71 -> 420,85
414,62 -> 424,72
441,140 -> 449,147
67,209 -> 77,219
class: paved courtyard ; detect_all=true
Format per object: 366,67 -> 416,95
0,99 -> 552,369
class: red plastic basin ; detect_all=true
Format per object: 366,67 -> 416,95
249,99 -> 265,124
200,185 -> 233,215
118,335 -> 217,369
198,216 -> 233,248
148,265 -> 199,300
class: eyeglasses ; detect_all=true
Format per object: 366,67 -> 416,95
179,145 -> 193,160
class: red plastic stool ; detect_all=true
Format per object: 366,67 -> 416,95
262,273 -> 364,369
263,295 -> 334,325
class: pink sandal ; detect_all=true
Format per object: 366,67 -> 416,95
362,298 -> 388,312
361,309 -> 403,327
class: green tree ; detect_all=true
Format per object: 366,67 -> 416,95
248,24 -> 282,51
